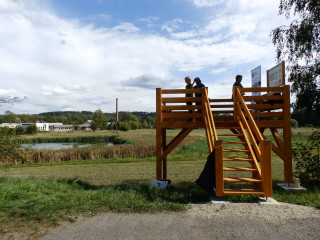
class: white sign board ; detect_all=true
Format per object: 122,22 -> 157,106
267,61 -> 285,87
251,66 -> 261,96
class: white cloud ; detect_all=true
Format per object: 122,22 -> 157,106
0,0 -> 289,114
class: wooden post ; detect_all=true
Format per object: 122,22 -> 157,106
162,128 -> 167,180
215,140 -> 224,197
156,88 -> 163,180
261,140 -> 272,197
233,87 -> 237,122
282,85 -> 293,183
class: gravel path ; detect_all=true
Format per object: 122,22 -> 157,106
40,201 -> 320,240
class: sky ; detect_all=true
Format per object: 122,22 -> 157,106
0,0 -> 289,114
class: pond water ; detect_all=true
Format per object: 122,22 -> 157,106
22,142 -> 113,150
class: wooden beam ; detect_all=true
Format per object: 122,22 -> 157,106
162,128 -> 193,158
261,140 -> 272,197
215,140 -> 224,197
156,88 -> 163,180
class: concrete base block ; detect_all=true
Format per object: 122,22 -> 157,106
259,197 -> 280,205
276,182 -> 307,191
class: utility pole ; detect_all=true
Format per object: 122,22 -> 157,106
116,98 -> 119,134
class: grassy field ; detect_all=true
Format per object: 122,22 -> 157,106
0,128 -> 319,238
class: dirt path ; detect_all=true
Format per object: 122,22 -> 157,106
38,202 -> 320,240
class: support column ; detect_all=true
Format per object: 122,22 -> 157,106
261,140 -> 272,197
162,128 -> 167,180
156,88 -> 163,180
283,85 -> 293,182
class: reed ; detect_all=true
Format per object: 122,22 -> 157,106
2,144 -> 156,164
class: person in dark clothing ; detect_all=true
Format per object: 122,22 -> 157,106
193,77 -> 205,113
232,74 -> 245,99
185,76 -> 193,113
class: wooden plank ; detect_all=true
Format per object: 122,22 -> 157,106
224,177 -> 261,183
210,99 -> 233,102
261,140 -> 272,197
224,189 -> 264,195
247,103 -> 283,109
224,167 -> 257,171
215,140 -> 224,197
161,121 -> 205,129
163,105 -> 203,110
162,112 -> 202,119
211,104 -> 234,108
212,110 -> 234,114
241,86 -> 283,92
162,97 -> 202,103
162,129 -> 167,180
243,95 -> 283,101
256,121 -> 285,128
270,128 -> 284,152
162,89 -> 203,94
283,85 -> 293,182
156,88 -> 163,180
251,112 -> 283,118
223,158 -> 253,162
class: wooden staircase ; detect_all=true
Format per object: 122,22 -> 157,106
216,120 -> 265,195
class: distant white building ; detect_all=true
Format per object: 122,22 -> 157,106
0,121 -> 91,132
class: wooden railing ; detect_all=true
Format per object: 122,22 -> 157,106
233,87 -> 272,196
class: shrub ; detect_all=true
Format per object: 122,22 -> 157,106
119,122 -> 130,131
293,131 -> 320,185
291,119 -> 298,128
26,124 -> 37,134
15,126 -> 25,135
305,124 -> 313,128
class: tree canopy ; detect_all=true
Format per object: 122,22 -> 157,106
271,0 -> 320,116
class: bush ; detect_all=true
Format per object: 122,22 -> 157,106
293,131 -> 320,185
119,122 -> 130,131
305,124 -> 313,128
15,126 -> 25,135
291,119 -> 299,128
26,124 -> 37,134
0,127 -> 25,163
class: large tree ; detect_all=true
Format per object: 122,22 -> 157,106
271,0 -> 320,116
92,109 -> 108,130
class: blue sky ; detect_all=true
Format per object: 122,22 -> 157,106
0,0 -> 288,114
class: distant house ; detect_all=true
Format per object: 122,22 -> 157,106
49,124 -> 74,132
0,121 -> 91,132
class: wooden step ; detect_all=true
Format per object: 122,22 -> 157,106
218,134 -> 243,137
223,158 -> 253,162
223,167 -> 257,172
223,141 -> 246,145
223,149 -> 250,152
223,189 -> 264,195
216,126 -> 240,129
224,177 -> 261,183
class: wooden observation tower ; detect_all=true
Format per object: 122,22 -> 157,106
156,83 -> 292,197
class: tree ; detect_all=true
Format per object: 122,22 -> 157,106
26,124 -> 37,134
3,110 -> 17,123
0,127 -> 25,163
271,0 -> 320,116
92,109 -> 108,130
0,96 -> 27,106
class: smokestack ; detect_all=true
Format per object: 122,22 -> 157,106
116,98 -> 118,122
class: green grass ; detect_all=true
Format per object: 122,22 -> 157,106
0,128 -> 319,237
0,177 -> 208,236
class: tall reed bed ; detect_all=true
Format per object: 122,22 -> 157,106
5,144 -> 156,164
20,135 -> 128,144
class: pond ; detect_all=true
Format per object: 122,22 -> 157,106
22,142 -> 114,150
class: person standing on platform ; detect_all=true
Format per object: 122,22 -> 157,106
185,76 -> 193,113
193,77 -> 205,113
232,75 -> 245,99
